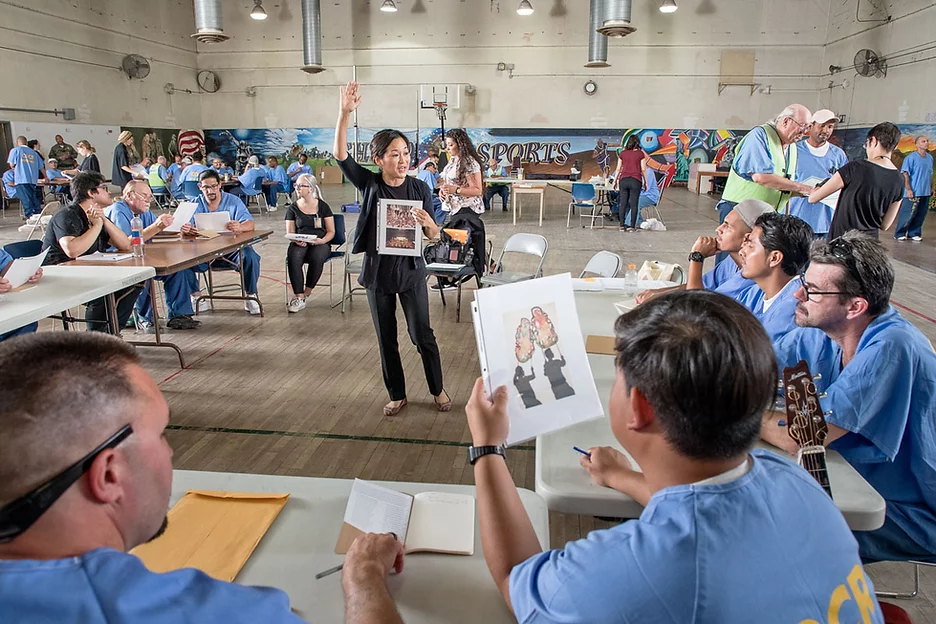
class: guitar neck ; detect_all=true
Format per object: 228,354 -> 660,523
796,446 -> 833,498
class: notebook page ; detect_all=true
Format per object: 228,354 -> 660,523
404,491 -> 475,555
343,479 -> 413,539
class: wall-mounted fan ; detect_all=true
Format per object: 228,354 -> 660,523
121,54 -> 151,80
853,49 -> 886,78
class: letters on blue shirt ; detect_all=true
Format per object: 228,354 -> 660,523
731,126 -> 776,181
508,450 -> 881,624
0,547 -> 305,624
183,163 -> 210,182
900,151 -> 934,197
789,140 -> 849,233
6,146 -> 42,185
774,307 -> 936,555
194,192 -> 253,223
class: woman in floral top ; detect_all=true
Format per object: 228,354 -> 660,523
439,129 -> 485,217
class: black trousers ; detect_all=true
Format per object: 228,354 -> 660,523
286,242 -> 330,294
619,176 -> 642,228
366,280 -> 444,401
85,285 -> 144,332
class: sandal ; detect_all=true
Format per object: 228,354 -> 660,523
383,398 -> 407,417
434,390 -> 452,412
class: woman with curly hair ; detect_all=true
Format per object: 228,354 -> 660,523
438,128 -> 485,219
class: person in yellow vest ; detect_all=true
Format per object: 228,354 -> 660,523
716,104 -> 816,225
148,155 -> 171,205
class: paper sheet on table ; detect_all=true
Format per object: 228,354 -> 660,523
4,249 -> 48,289
164,202 -> 198,232
803,176 -> 840,210
75,252 -> 134,262
194,211 -> 231,233
130,489 -> 289,582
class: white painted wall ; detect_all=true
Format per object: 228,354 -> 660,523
196,0 -> 830,130
821,0 -> 936,127
9,121 -> 121,169
0,0 -> 199,129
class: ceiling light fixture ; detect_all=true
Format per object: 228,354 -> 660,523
380,0 -> 398,12
250,0 -> 267,20
517,0 -> 534,16
659,0 -> 677,13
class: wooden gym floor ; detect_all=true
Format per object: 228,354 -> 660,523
2,184 -> 935,618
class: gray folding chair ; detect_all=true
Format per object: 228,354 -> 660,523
341,226 -> 366,313
579,251 -> 621,278
875,561 -> 936,599
480,233 -> 548,287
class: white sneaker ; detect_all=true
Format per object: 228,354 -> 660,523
267,205 -> 278,212
245,296 -> 261,315
191,295 -> 211,313
897,235 -> 908,241
911,236 -> 923,242
287,297 -> 306,313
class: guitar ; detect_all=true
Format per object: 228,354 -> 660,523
781,360 -> 833,498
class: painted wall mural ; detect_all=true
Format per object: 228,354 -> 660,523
120,127 -> 206,164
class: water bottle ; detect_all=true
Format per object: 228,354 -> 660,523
624,264 -> 638,296
131,214 -> 144,258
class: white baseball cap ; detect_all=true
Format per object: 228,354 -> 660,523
811,109 -> 839,124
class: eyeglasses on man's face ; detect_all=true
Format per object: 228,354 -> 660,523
796,273 -> 851,300
199,183 -> 220,192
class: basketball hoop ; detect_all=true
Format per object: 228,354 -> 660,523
432,92 -> 448,121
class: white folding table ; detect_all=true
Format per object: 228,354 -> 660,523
0,265 -> 155,335
169,470 -> 550,624
534,290 -> 887,531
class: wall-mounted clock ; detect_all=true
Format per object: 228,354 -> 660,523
197,70 -> 221,93
583,80 -> 598,96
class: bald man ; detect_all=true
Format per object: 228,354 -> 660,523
715,104 -> 816,226
0,332 -> 407,624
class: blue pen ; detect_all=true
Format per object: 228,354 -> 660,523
573,446 -> 592,458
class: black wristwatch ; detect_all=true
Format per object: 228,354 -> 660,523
688,251 -> 705,263
468,445 -> 506,465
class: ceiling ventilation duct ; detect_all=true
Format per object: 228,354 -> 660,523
191,0 -> 230,44
599,0 -> 636,38
301,0 -> 325,74
586,0 -> 609,68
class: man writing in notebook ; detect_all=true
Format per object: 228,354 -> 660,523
466,290 -> 882,623
0,332 -> 406,624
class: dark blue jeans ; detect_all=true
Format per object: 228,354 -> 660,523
894,196 -> 931,239
484,185 -> 510,211
16,184 -> 41,218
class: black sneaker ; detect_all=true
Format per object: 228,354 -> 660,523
167,315 -> 202,330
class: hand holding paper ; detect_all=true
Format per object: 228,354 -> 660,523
2,249 -> 48,289
163,202 -> 198,232
466,378 -> 510,447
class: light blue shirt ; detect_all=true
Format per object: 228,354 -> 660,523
509,450 -> 880,624
193,192 -> 253,223
266,165 -> 290,190
701,257 -> 757,301
45,167 -> 64,181
789,140 -> 849,233
213,165 -> 234,177
737,278 -> 799,343
6,146 -> 42,185
238,167 -> 266,196
774,307 -> 936,555
183,163 -> 210,183
105,200 -> 156,238
901,150 -> 934,197
287,162 -> 312,178
3,170 -> 18,199
639,168 -> 660,204
732,126 -> 777,181
416,168 -> 438,192
0,547 -> 304,624
167,163 -> 183,194
0,248 -> 12,271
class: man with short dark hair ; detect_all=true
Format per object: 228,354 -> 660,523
736,212 -> 813,341
264,155 -> 290,208
48,134 -> 78,170
467,290 -> 881,623
40,171 -> 141,332
182,169 -> 262,315
762,232 -> 936,563
0,332 -> 407,623
287,153 -> 312,181
6,136 -> 44,219
789,110 -> 849,237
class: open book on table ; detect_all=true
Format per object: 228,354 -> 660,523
472,272 -> 604,445
335,479 -> 475,556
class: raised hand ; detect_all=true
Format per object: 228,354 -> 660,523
339,81 -> 363,116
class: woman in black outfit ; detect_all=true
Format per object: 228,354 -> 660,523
285,173 -> 335,313
334,81 -> 451,417
63,140 -> 100,175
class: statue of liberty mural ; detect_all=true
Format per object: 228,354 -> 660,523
674,138 -> 690,182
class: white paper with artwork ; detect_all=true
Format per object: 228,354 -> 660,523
376,198 -> 423,257
471,273 -> 603,445
803,176 -> 841,210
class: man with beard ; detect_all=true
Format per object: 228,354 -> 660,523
636,198 -> 774,305
760,232 -> 936,563
789,110 -> 849,237
0,333 -> 408,623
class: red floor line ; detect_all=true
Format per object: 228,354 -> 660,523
260,273 -> 288,286
161,331 -> 248,383
891,300 -> 936,325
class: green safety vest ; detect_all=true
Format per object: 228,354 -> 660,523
148,164 -> 166,189
722,123 -> 797,212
